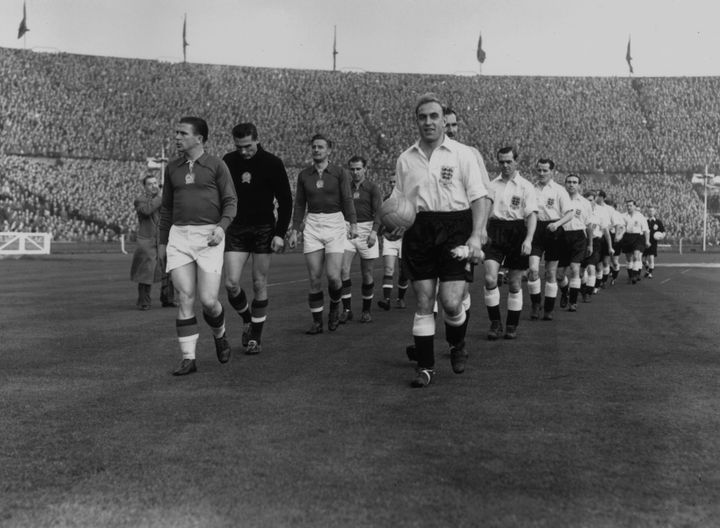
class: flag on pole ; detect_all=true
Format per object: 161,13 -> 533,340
476,32 -> 486,64
626,36 -> 633,74
18,1 -> 29,39
182,14 -> 189,63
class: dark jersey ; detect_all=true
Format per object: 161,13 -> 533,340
223,146 -> 293,238
159,153 -> 237,244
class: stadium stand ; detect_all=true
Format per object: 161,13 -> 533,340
1,47 -> 718,244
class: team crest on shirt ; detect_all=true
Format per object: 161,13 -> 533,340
546,198 -> 555,208
316,179 -> 324,189
575,208 -> 581,217
185,172 -> 195,185
353,192 -> 360,199
241,172 -> 252,184
510,196 -> 521,209
440,166 -> 455,185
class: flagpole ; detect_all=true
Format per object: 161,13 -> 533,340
703,165 -> 709,252
332,25 -> 337,72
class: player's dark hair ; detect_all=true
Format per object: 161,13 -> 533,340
626,199 -> 636,205
605,198 -> 616,207
584,190 -> 596,199
142,173 -> 158,186
348,155 -> 367,167
497,146 -> 518,160
597,189 -> 607,198
565,173 -> 581,183
232,123 -> 258,140
536,158 -> 555,170
443,106 -> 457,118
310,134 -> 333,149
179,116 -> 209,143
415,93 -> 444,116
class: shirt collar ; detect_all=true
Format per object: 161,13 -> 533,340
411,135 -> 454,155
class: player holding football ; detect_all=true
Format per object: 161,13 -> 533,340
339,155 -> 383,323
643,205 -> 665,278
288,134 -> 358,334
222,123 -> 293,355
377,174 -> 410,311
393,93 -> 490,388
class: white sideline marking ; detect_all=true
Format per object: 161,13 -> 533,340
267,279 -> 307,287
659,263 -> 720,268
681,269 -> 690,274
660,278 -> 671,284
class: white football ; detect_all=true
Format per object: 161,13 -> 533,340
653,231 -> 665,240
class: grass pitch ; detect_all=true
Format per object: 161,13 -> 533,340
1,251 -> 720,527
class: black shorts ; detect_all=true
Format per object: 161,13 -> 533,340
582,237 -> 602,267
482,219 -> 529,271
401,210 -> 473,282
559,230 -> 588,267
531,220 -> 563,261
643,242 -> 658,257
225,223 -> 274,254
621,233 -> 645,254
600,237 -> 613,259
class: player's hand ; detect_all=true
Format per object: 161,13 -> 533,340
384,226 -> 405,241
367,231 -> 377,248
644,240 -> 651,248
521,239 -> 532,256
585,245 -> 593,257
348,223 -> 359,239
466,234 -> 485,263
288,230 -> 298,249
548,222 -> 558,232
207,226 -> 224,247
609,247 -> 615,256
271,235 -> 285,253
158,244 -> 167,268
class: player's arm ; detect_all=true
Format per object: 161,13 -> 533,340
289,173 -> 308,248
585,223 -> 595,256
157,167 -> 174,262
461,147 -> 490,248
604,227 -> 614,255
521,184 -> 538,255
272,159 -> 293,252
209,160 -> 238,246
367,183 -> 383,248
339,168 -> 358,238
135,194 -> 162,216
550,189 -> 574,231
522,211 -> 537,256
466,196 -> 491,259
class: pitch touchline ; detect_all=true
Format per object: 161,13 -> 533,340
267,279 -> 308,287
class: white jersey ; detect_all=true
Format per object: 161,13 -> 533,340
564,194 -> 594,231
395,136 -> 488,213
534,180 -> 572,221
487,172 -> 538,221
624,211 -> 649,234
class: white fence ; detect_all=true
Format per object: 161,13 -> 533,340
0,232 -> 52,255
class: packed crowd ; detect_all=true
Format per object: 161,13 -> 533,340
1,47 -> 719,243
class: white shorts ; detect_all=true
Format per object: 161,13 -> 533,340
166,224 -> 224,274
382,236 -> 403,258
302,212 -> 347,254
344,221 -> 379,259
